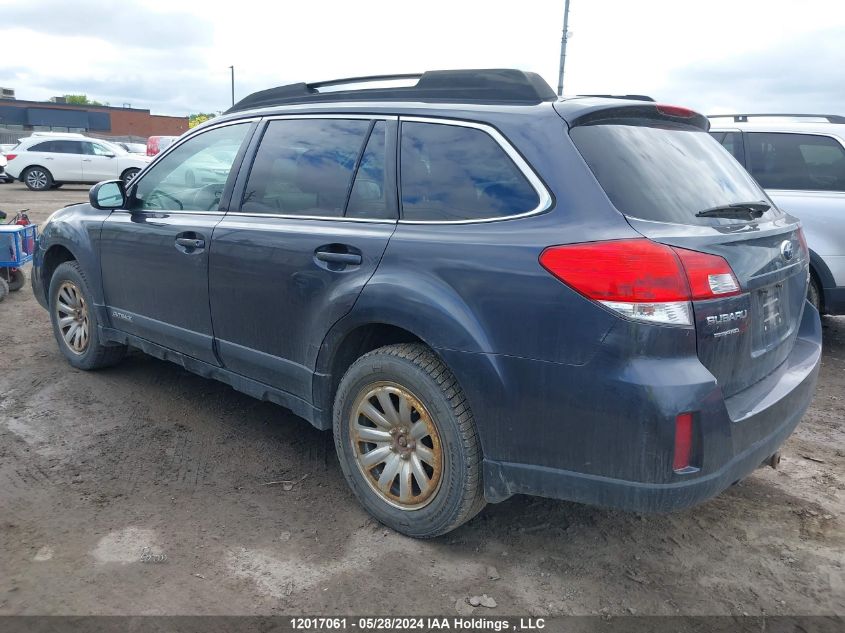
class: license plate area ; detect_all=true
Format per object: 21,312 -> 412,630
752,282 -> 791,354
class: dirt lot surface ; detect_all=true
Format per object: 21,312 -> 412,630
0,182 -> 843,616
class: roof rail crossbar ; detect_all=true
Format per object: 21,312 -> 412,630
226,69 -> 558,113
309,73 -> 423,90
707,113 -> 845,124
577,94 -> 655,102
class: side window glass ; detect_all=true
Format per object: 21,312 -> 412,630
241,118 -> 371,216
720,132 -> 745,164
29,141 -> 54,153
400,122 -> 539,221
57,141 -> 84,155
346,121 -> 391,219
747,132 -> 845,191
133,123 -> 250,212
84,142 -> 114,156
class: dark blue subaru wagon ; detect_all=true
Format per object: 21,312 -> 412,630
32,70 -> 821,537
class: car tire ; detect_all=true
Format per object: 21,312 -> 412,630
48,261 -> 127,370
7,268 -> 25,292
23,166 -> 53,191
808,275 -> 823,314
121,168 -> 141,186
333,343 -> 485,538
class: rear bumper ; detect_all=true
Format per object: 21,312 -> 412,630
443,303 -> 822,512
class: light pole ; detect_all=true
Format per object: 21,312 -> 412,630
557,0 -> 571,96
229,65 -> 235,107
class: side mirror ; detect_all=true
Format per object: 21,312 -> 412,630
90,180 -> 126,210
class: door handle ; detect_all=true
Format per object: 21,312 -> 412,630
315,251 -> 362,265
82,159 -> 92,162
176,237 -> 205,249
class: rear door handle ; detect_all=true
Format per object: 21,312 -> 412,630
315,251 -> 362,265
176,237 -> 205,249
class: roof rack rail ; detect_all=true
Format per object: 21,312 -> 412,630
707,113 -> 845,124
226,69 -> 558,113
577,94 -> 655,102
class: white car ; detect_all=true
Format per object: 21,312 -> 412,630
709,113 -> 845,314
4,135 -> 151,191
0,152 -> 10,183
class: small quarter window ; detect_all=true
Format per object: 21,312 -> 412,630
400,121 -> 539,221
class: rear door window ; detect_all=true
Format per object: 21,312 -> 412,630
399,121 -> 539,221
571,121 -> 775,225
241,118 -> 372,217
746,132 -> 845,191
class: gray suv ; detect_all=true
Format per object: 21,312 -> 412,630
710,114 -> 845,314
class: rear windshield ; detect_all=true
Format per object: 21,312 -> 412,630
570,121 -> 781,225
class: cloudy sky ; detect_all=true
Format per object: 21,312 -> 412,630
2,0 -> 843,117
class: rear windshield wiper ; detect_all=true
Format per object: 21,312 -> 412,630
695,201 -> 770,219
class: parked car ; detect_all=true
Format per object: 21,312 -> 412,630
115,142 -> 147,155
709,114 -> 845,315
31,70 -> 821,538
0,153 -> 10,183
146,135 -> 177,156
4,134 -> 150,190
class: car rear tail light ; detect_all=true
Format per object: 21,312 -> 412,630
656,104 -> 697,118
673,412 -> 694,471
539,239 -> 742,326
673,247 -> 740,300
5,153 -> 16,161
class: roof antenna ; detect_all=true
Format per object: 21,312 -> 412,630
557,0 -> 572,96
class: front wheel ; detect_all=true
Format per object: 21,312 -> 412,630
333,343 -> 485,538
48,261 -> 127,370
23,166 -> 53,191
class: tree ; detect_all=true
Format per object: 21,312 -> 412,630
63,94 -> 105,106
188,113 -> 217,128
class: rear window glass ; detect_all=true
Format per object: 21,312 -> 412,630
571,122 -> 776,225
400,122 -> 539,221
746,132 -> 845,192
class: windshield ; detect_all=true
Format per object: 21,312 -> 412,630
570,121 -> 782,225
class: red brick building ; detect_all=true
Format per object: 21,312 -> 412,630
0,99 -> 188,139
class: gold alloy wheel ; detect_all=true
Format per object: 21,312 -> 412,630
55,281 -> 89,355
350,382 -> 443,510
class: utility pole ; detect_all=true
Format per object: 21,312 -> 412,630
557,0 -> 571,96
229,66 -> 235,106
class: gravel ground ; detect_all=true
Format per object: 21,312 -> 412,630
0,182 -> 843,616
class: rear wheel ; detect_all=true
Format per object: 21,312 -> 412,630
333,343 -> 485,538
48,261 -> 127,369
23,166 -> 53,191
121,168 -> 140,186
